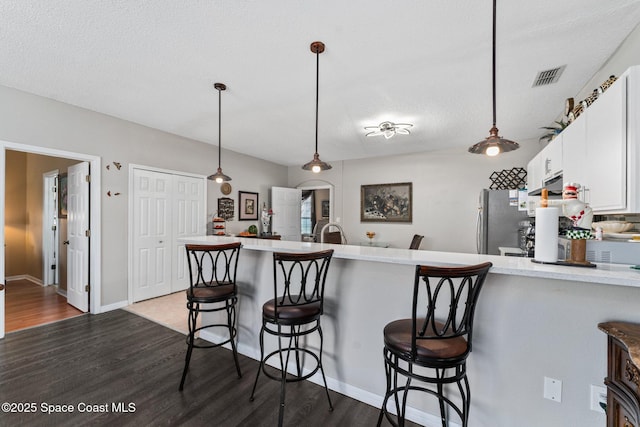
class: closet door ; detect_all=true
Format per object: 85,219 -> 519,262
171,174 -> 205,292
132,169 -> 172,302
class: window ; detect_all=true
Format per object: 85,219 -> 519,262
301,191 -> 314,234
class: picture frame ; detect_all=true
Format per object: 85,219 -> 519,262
217,197 -> 234,220
360,182 -> 412,223
321,200 -> 330,218
238,191 -> 259,221
58,173 -> 68,219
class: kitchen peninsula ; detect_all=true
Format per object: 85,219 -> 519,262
180,235 -> 640,427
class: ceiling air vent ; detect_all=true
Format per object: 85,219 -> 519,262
532,65 -> 566,87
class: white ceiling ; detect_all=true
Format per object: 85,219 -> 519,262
2,1 -> 640,167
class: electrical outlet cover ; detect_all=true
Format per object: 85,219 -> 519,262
544,377 -> 562,403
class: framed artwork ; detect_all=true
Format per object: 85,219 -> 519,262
238,191 -> 259,221
217,197 -> 234,220
360,182 -> 412,223
321,200 -> 330,218
58,173 -> 68,219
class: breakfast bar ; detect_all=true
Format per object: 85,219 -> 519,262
179,235 -> 640,427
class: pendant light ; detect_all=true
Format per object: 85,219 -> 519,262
208,82 -> 232,183
302,41 -> 332,173
468,0 -> 519,156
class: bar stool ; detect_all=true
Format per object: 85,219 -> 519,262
249,249 -> 335,426
377,261 -> 492,427
179,242 -> 243,391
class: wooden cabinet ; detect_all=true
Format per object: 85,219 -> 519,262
599,322 -> 640,427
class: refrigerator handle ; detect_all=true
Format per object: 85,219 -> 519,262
476,207 -> 482,254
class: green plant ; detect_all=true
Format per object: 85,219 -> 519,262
248,225 -> 258,234
539,120 -> 568,143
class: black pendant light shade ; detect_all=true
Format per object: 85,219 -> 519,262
208,82 -> 232,183
302,41 -> 332,173
469,0 -> 519,156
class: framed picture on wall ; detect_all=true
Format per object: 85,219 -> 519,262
360,182 -> 412,223
58,173 -> 68,219
238,191 -> 259,221
217,197 -> 234,220
321,200 -> 329,218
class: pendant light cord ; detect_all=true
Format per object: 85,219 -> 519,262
492,0 -> 497,128
315,48 -> 320,154
218,86 -> 222,169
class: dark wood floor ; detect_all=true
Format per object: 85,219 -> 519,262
0,310 -> 413,426
4,279 -> 84,332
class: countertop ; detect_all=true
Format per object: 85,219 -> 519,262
598,321 -> 640,369
179,235 -> 640,288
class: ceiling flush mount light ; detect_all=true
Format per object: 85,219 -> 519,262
364,121 -> 413,139
468,0 -> 519,157
208,82 -> 232,183
302,41 -> 332,173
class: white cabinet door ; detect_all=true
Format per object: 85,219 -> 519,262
541,137 -> 563,181
527,155 -> 542,192
584,75 -> 627,212
561,115 -> 587,200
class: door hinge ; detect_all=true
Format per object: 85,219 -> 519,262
85,284 -> 90,292
85,229 -> 91,237
52,225 -> 57,231
85,175 -> 91,183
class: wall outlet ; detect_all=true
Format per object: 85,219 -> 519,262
590,385 -> 607,413
543,377 -> 562,403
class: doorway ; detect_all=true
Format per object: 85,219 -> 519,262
1,140 -> 102,338
298,184 -> 333,241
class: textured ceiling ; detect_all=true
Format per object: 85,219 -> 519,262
1,1 -> 640,166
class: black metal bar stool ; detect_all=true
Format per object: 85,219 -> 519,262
179,242 -> 243,391
249,249 -> 334,426
377,262 -> 492,427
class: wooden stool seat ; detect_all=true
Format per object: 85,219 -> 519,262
384,319 -> 469,362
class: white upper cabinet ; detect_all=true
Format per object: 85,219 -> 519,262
541,136 -> 563,182
559,65 -> 640,214
584,73 -> 627,212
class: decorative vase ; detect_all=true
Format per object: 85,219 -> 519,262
570,239 -> 587,263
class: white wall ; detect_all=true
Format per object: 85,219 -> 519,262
289,140 -> 540,252
0,85 -> 287,307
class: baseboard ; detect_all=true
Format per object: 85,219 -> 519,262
199,330 -> 448,427
6,275 -> 43,286
100,300 -> 129,313
56,287 -> 67,297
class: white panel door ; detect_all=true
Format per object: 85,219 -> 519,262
132,169 -> 172,302
171,175 -> 205,292
67,162 -> 89,312
271,187 -> 302,241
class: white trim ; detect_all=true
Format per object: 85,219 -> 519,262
100,300 -> 129,312
1,140 -> 102,324
6,275 -> 43,286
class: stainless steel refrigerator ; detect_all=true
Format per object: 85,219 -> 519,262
476,189 -> 529,255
